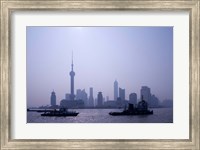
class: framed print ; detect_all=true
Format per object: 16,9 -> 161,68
1,0 -> 199,149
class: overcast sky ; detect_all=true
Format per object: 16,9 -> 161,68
27,26 -> 173,107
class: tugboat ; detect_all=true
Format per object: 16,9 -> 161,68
109,96 -> 153,116
41,108 -> 79,117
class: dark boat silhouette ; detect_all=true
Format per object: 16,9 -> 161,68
41,108 -> 79,117
109,96 -> 153,116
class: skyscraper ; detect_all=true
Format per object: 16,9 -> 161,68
88,87 -> 94,107
119,88 -> 125,101
140,86 -> 151,104
114,80 -> 118,100
76,89 -> 82,100
129,93 -> 137,105
97,92 -> 103,107
65,93 -> 71,100
69,53 -> 75,100
50,90 -> 56,106
76,89 -> 88,106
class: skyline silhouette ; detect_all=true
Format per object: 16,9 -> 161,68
27,26 -> 173,107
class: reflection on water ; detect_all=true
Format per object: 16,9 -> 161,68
27,108 -> 173,123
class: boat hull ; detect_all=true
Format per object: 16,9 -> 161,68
109,110 -> 153,116
41,112 -> 79,117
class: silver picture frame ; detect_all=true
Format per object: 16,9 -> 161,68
0,0 -> 199,149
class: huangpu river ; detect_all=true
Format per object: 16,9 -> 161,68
27,108 -> 173,123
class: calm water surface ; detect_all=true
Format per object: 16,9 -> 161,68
27,108 -> 173,123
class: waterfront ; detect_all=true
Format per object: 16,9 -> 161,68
27,108 -> 173,123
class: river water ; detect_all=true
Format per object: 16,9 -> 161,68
27,108 -> 173,123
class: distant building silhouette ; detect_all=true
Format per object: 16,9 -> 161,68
97,92 -> 103,107
69,53 -> 75,100
50,90 -> 56,106
119,88 -> 125,101
59,54 -> 86,108
117,97 -> 122,101
60,99 -> 84,108
114,80 -> 118,100
151,94 -> 159,108
104,100 -> 118,108
137,95 -> 148,111
76,89 -> 82,99
65,93 -> 71,100
76,89 -> 88,106
140,86 -> 151,105
129,93 -> 137,105
88,87 -> 94,107
116,96 -> 128,108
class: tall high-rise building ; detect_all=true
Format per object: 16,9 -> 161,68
69,53 -> 75,100
50,90 -> 56,106
97,92 -> 103,107
88,87 -> 94,107
65,93 -> 71,100
140,86 -> 151,104
129,93 -> 137,105
114,80 -> 118,100
76,89 -> 82,100
119,88 -> 125,101
76,89 -> 88,106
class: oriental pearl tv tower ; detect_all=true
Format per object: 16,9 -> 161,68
69,52 -> 75,100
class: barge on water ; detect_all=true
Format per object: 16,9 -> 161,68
41,108 -> 79,117
109,96 -> 153,116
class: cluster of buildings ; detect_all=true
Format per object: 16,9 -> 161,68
104,82 -> 160,108
49,56 -> 171,109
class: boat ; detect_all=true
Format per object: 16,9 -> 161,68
109,96 -> 153,116
41,108 -> 79,117
109,107 -> 153,116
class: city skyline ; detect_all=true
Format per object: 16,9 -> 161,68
27,26 -> 173,107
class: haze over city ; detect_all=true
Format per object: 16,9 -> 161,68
27,26 -> 173,107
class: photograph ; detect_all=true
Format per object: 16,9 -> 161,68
27,26 -> 173,123
1,0 -> 199,149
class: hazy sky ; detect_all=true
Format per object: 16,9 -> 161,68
27,26 -> 173,107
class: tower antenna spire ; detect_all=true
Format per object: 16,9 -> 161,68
69,51 -> 75,100
72,51 -> 74,71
